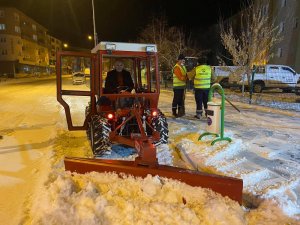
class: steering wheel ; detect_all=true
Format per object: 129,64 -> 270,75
136,87 -> 147,93
116,86 -> 129,93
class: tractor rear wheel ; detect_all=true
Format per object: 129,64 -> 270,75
153,113 -> 169,144
90,115 -> 112,155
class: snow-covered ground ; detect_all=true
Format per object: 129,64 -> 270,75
0,77 -> 299,224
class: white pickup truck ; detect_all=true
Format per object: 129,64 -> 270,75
229,64 -> 300,93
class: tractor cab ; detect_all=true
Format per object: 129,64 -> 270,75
93,42 -> 159,116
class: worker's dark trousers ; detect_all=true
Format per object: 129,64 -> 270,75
194,89 -> 209,116
172,88 -> 185,115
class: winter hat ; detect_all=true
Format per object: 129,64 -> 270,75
177,53 -> 185,60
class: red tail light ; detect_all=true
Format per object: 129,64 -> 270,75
107,113 -> 114,120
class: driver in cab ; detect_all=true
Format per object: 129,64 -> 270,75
104,60 -> 134,94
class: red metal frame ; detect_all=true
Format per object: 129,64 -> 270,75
56,51 -> 96,130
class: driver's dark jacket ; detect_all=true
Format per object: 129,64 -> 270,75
104,69 -> 134,93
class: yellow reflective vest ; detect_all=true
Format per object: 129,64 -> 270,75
172,64 -> 187,88
194,65 -> 211,89
141,68 -> 147,86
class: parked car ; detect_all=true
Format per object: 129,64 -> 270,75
72,72 -> 86,85
229,64 -> 300,93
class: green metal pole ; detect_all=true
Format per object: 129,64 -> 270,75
199,83 -> 232,145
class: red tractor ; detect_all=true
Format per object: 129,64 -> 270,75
56,42 -> 243,204
57,42 -> 168,156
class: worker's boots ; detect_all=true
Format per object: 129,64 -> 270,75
177,107 -> 185,117
194,110 -> 203,119
172,108 -> 178,118
178,105 -> 185,117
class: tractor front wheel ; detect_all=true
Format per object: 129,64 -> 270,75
90,115 -> 112,156
153,113 -> 169,144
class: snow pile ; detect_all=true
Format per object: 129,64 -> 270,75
156,143 -> 174,165
175,132 -> 245,172
175,127 -> 300,221
30,171 -> 246,225
225,93 -> 300,112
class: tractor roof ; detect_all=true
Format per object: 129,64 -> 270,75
91,41 -> 157,54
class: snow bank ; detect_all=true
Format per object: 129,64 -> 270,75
30,170 -> 246,225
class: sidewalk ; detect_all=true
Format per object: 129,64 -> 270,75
0,74 -> 56,85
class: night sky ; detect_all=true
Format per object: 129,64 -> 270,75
0,0 -> 247,48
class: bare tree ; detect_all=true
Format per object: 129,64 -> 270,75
219,0 -> 283,93
137,15 -> 198,71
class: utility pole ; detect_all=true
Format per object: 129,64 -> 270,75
92,0 -> 98,47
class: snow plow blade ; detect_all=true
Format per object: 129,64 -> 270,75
64,157 -> 243,204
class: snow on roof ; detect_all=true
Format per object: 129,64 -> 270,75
91,41 -> 157,53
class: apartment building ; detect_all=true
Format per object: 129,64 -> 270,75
268,0 -> 300,72
49,36 -> 62,73
0,7 -> 62,77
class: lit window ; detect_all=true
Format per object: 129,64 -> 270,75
32,24 -> 36,30
0,24 -> 6,30
277,48 -> 283,58
0,10 -> 4,17
15,26 -> 21,33
33,34 -> 37,41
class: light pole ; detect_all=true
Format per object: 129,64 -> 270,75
91,0 -> 98,47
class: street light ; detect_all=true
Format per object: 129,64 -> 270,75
63,43 -> 68,48
88,35 -> 93,40
91,0 -> 98,47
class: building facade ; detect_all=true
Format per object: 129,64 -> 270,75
213,0 -> 300,72
268,0 -> 300,72
0,7 -> 62,77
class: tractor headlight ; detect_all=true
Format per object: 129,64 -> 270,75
146,46 -> 156,53
105,43 -> 116,50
